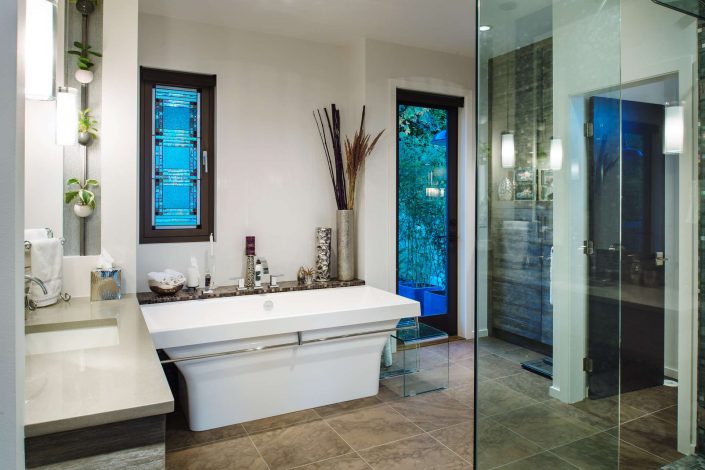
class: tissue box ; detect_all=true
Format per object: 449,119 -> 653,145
91,268 -> 122,302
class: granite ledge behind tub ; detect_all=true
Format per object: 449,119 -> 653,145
24,295 -> 174,438
137,279 -> 365,305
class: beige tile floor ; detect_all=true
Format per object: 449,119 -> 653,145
475,337 -> 682,469
165,337 -> 681,469
166,340 -> 474,470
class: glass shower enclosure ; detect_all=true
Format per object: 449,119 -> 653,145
475,0 -> 697,467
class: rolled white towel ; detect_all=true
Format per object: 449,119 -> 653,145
148,269 -> 185,286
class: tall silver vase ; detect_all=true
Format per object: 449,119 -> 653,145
336,209 -> 354,281
315,227 -> 332,281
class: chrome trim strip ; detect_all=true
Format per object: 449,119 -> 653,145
160,328 -> 395,364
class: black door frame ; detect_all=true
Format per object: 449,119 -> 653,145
396,89 -> 464,336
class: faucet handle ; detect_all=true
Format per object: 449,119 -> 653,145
269,274 -> 284,288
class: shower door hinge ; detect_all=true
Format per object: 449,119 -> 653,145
584,122 -> 594,138
583,357 -> 594,373
582,240 -> 594,255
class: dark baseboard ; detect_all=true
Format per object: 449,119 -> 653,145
492,328 -> 552,357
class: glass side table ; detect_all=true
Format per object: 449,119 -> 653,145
379,318 -> 449,397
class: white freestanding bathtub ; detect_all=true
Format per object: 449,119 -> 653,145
140,285 -> 419,431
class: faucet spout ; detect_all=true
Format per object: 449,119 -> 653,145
25,275 -> 48,295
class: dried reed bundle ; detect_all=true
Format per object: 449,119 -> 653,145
313,104 -> 347,210
345,106 -> 384,210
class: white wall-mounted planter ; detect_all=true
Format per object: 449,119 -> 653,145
73,204 -> 93,218
74,69 -> 94,85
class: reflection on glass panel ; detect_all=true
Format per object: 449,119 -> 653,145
475,0 -> 628,468
152,85 -> 201,229
397,105 -> 449,317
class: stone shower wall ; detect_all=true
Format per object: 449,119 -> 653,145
488,38 -> 554,350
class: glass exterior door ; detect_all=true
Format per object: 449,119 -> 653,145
396,89 -> 461,335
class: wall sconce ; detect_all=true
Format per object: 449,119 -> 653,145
56,87 -> 78,145
25,0 -> 57,100
501,132 -> 515,168
664,103 -> 684,154
549,137 -> 563,170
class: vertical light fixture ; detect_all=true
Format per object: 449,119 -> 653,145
56,87 -> 78,145
664,102 -> 684,154
501,60 -> 515,168
25,0 -> 57,100
501,132 -> 515,168
549,137 -> 563,170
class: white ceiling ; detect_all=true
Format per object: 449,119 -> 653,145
139,0 -> 476,57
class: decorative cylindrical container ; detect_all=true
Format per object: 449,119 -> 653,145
245,255 -> 256,288
336,209 -> 354,281
90,268 -> 122,301
246,236 -> 256,256
315,227 -> 332,282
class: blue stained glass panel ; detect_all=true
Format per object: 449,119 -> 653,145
152,85 -> 201,229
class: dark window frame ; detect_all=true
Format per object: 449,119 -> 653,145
395,88 -> 464,336
139,67 -> 216,244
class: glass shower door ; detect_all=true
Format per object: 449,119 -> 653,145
475,0 -> 624,467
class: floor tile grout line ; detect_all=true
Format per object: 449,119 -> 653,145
616,435 -> 674,463
354,450 -> 375,470
384,402 -> 429,434
352,430 -> 431,454
490,448 -> 579,470
314,398 -> 386,421
544,450 -> 582,469
425,429 -> 474,466
318,418 -> 373,468
242,422 -> 272,470
164,425 -> 249,454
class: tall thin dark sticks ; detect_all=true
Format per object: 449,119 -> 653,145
314,104 -> 347,210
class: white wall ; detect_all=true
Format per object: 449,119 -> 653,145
101,0 -> 139,294
137,14 -> 357,289
621,0 -> 697,454
0,0 -> 25,466
358,39 -> 474,335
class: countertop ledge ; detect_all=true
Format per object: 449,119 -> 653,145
137,279 -> 365,305
24,295 -> 174,438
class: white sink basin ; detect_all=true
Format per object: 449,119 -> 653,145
25,318 -> 119,356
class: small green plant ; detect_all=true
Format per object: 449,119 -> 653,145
67,41 -> 102,70
78,108 -> 98,139
64,178 -> 99,209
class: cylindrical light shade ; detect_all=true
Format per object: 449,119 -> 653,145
501,132 -> 515,168
25,0 -> 56,100
56,87 -> 78,145
664,104 -> 684,154
549,138 -> 563,170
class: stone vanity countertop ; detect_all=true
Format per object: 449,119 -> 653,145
137,279 -> 365,305
24,295 -> 174,438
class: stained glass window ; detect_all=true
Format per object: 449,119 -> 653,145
152,86 -> 201,229
140,68 -> 215,244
